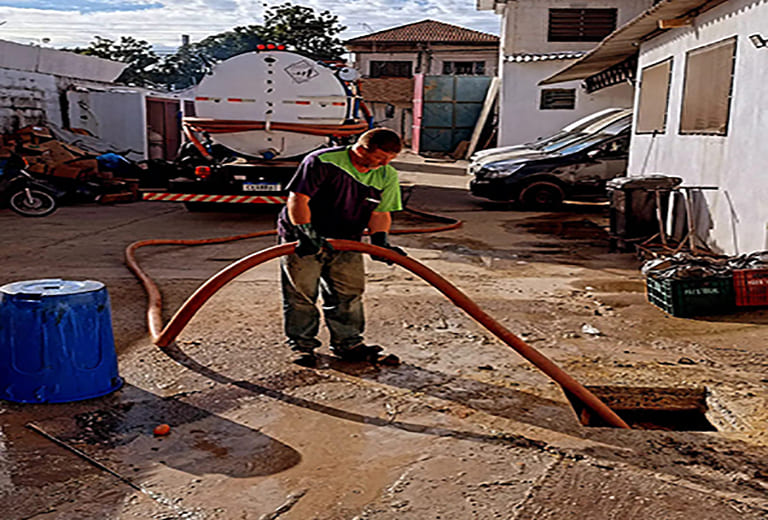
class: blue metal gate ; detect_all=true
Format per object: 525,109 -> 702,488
420,75 -> 492,153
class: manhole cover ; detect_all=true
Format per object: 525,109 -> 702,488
567,386 -> 717,431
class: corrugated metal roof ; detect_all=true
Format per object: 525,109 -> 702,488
506,51 -> 586,63
345,20 -> 499,44
540,0 -> 729,85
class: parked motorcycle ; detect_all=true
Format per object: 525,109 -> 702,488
0,153 -> 59,217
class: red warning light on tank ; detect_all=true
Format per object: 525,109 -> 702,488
195,166 -> 212,179
267,43 -> 276,50
256,44 -> 266,50
277,44 -> 286,50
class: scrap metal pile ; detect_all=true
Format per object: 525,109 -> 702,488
642,251 -> 768,280
0,126 -> 142,205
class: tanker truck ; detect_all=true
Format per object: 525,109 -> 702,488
142,46 -> 370,209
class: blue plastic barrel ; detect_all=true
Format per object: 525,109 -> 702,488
0,279 -> 123,403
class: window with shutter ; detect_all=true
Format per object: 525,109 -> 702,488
540,89 -> 576,110
679,37 -> 737,135
548,8 -> 617,42
636,58 -> 673,134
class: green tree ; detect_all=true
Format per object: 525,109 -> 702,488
260,3 -> 347,61
158,25 -> 267,89
69,3 -> 347,89
70,36 -> 160,86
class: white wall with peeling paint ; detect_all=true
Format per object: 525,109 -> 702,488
628,0 -> 768,255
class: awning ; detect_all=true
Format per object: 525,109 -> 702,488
540,0 -> 729,85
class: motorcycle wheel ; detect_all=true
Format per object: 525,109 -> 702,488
9,188 -> 57,217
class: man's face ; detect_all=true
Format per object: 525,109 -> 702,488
358,147 -> 399,170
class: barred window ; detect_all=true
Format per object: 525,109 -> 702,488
369,61 -> 412,78
548,8 -> 617,42
443,61 -> 485,75
540,89 -> 576,110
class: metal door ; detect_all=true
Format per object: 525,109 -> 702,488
146,97 -> 181,161
420,76 -> 491,153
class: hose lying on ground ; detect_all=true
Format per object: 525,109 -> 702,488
125,209 -> 630,429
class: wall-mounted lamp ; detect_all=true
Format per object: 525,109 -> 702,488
749,34 -> 768,48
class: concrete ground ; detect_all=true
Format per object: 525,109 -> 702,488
1,168 -> 768,520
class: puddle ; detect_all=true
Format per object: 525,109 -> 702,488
515,217 -> 608,240
566,386 -> 718,431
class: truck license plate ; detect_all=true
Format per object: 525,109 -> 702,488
243,183 -> 281,192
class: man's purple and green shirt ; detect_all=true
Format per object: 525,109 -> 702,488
277,146 -> 402,242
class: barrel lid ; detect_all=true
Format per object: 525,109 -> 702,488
1,279 -> 104,297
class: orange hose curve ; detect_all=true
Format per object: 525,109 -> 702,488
183,118 -> 370,137
182,124 -> 213,161
124,219 -> 629,429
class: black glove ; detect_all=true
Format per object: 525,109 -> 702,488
295,223 -> 334,257
370,232 -> 407,265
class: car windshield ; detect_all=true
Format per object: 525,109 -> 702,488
538,132 -> 588,153
599,115 -> 632,135
556,133 -> 611,155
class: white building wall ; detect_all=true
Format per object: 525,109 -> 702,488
502,0 -> 653,53
495,0 -> 652,146
499,60 -> 632,144
67,90 -> 147,159
0,68 -> 128,134
628,0 -> 768,254
0,68 -> 59,132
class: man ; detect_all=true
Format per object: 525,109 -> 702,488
276,128 -> 407,366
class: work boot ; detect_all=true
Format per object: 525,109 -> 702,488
330,343 -> 382,362
289,341 -> 319,368
292,352 -> 318,368
330,343 -> 400,365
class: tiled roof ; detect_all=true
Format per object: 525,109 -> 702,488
506,51 -> 586,63
345,20 -> 499,44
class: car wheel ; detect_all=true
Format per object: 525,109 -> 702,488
520,182 -> 564,209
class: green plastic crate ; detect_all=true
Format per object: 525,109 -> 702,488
646,275 -> 734,317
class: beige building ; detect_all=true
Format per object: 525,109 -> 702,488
345,20 -> 500,146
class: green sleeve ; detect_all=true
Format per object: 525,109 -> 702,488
375,165 -> 402,212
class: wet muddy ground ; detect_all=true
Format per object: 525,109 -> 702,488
2,180 -> 768,519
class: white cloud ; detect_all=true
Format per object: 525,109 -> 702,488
0,0 -> 499,52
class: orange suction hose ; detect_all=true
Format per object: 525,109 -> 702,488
125,216 -> 629,429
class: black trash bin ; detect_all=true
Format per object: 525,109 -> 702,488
607,175 -> 682,252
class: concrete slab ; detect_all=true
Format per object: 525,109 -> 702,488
392,151 -> 468,177
2,190 -> 768,519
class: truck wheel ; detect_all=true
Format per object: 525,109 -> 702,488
520,182 -> 564,210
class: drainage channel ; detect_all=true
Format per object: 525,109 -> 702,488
565,386 -> 718,431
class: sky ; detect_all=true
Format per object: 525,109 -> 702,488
0,0 -> 501,53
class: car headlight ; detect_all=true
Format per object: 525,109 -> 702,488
476,163 -> 524,179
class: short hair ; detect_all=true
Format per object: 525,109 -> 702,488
357,128 -> 402,154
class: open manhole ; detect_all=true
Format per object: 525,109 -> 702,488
566,386 -> 717,431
